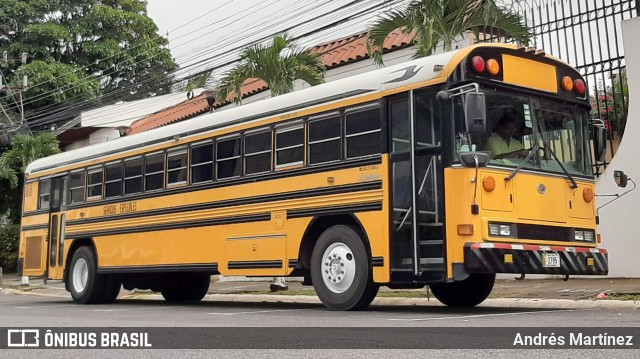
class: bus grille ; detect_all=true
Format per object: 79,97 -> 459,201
516,224 -> 573,241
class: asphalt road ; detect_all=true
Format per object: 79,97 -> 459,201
1,292 -> 639,357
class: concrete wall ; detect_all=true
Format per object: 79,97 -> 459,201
596,17 -> 640,277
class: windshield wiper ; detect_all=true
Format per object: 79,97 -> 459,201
544,145 -> 578,189
504,143 -> 539,183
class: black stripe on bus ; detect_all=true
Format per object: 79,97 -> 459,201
371,257 -> 384,267
29,89 -> 376,173
36,156 -> 381,215
227,260 -> 283,270
21,224 -> 49,231
288,259 -> 299,268
287,202 -> 383,219
22,209 -> 49,217
65,213 -> 270,239
66,181 -> 382,226
97,263 -> 219,274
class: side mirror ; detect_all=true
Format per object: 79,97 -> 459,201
614,170 -> 628,188
593,126 -> 607,163
464,92 -> 486,134
458,151 -> 491,168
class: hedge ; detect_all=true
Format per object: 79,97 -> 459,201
0,224 -> 20,272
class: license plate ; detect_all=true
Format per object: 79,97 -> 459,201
543,252 -> 560,268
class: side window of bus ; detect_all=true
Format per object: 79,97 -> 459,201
216,136 -> 241,179
38,179 -> 51,209
124,157 -> 143,194
275,123 -> 304,168
190,142 -> 214,183
69,171 -> 85,204
308,113 -> 341,165
244,129 -> 272,175
167,147 -> 188,186
145,153 -> 164,191
105,162 -> 123,198
87,167 -> 103,200
345,105 -> 381,158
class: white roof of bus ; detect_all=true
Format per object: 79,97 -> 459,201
26,46 -> 469,175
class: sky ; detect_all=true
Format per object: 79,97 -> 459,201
146,0 -> 406,84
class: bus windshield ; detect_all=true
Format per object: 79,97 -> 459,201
454,90 -> 593,177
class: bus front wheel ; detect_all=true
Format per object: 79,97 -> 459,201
68,246 -> 116,304
311,225 -> 378,311
428,273 -> 496,307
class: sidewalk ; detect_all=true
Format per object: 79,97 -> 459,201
2,272 -> 640,302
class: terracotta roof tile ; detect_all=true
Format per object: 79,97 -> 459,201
129,29 -> 415,134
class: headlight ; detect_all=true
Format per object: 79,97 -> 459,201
499,225 -> 511,236
584,231 -> 594,242
574,230 -> 585,241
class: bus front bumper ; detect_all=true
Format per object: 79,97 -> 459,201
464,242 -> 608,275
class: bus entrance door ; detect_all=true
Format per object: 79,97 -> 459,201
46,176 -> 67,280
389,91 -> 446,282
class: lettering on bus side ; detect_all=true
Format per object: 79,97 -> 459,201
102,201 -> 138,216
358,165 -> 380,171
358,165 -> 381,182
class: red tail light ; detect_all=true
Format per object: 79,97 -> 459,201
574,79 -> 586,95
471,56 -> 485,73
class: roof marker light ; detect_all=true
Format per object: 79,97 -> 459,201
574,79 -> 586,95
561,76 -> 574,92
486,59 -> 500,75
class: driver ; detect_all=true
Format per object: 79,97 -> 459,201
487,115 -> 529,159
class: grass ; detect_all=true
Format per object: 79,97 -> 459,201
600,293 -> 640,301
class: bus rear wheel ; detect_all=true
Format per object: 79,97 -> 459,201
161,273 -> 210,302
428,273 -> 495,307
311,225 -> 378,311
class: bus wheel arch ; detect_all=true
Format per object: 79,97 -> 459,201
298,214 -> 372,273
64,238 -> 97,292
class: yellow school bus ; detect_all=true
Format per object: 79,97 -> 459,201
19,43 -> 609,310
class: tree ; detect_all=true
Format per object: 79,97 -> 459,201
0,0 -> 177,122
590,71 -> 629,138
366,0 -> 531,66
215,34 -> 326,104
0,132 -> 60,224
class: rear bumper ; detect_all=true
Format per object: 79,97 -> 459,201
464,242 -> 608,275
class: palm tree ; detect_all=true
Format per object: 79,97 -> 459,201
0,132 -> 61,188
215,34 -> 326,104
366,0 -> 531,66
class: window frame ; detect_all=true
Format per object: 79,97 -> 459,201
344,103 -> 382,159
104,160 -> 123,198
144,151 -> 165,192
68,170 -> 86,204
37,178 -> 52,210
243,127 -> 273,175
275,121 -> 305,169
307,111 -> 342,166
189,140 -> 215,185
123,156 -> 143,196
86,166 -> 104,201
215,134 -> 242,180
166,146 -> 189,187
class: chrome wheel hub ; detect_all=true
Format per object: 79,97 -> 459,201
321,242 -> 356,293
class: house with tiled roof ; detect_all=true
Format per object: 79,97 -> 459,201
62,28 -> 474,146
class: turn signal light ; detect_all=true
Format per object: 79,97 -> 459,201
482,175 -> 496,192
582,187 -> 594,203
457,224 -> 474,236
561,76 -> 574,92
574,79 -> 586,95
471,56 -> 485,73
486,59 -> 500,75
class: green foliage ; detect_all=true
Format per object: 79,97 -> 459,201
0,224 -> 19,272
366,0 -> 532,66
0,132 -> 61,188
216,34 -> 326,104
0,0 -> 177,120
590,71 -> 629,137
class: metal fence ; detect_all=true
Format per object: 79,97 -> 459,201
487,0 -> 638,170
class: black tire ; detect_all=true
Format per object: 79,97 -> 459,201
161,273 -> 210,302
311,225 -> 377,311
428,273 -> 496,307
68,246 -> 107,304
98,275 -> 122,304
